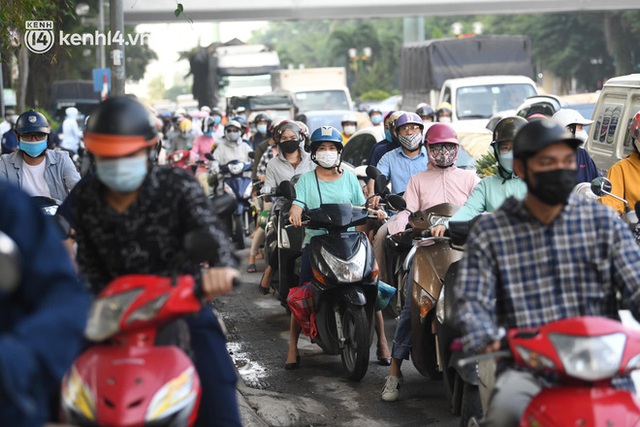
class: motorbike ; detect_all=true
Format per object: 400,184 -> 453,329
168,150 -> 211,196
60,230 -> 232,427
590,176 -> 639,237
460,316 -> 640,426
280,178 -> 383,381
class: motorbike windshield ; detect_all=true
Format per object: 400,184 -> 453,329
306,204 -> 368,229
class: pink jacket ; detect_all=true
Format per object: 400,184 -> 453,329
387,165 -> 480,235
190,135 -> 215,163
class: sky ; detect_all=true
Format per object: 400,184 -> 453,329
126,21 -> 268,101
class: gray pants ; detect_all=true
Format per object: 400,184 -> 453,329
373,222 -> 389,283
480,369 -> 542,427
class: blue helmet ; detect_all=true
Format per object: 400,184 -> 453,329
309,126 -> 343,153
15,110 -> 50,135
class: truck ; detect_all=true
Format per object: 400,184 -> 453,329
400,35 -> 538,128
270,67 -> 354,113
50,80 -> 100,126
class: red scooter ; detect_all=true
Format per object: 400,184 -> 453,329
462,316 -> 640,426
60,232 -> 227,427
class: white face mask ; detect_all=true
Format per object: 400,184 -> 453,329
225,131 -> 240,142
343,125 -> 356,136
315,150 -> 339,169
439,117 -> 452,123
575,129 -> 588,146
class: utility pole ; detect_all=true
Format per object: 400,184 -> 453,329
110,0 -> 125,96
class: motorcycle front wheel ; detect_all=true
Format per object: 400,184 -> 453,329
341,304 -> 371,381
233,214 -> 245,250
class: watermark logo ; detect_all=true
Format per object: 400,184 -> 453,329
24,20 -> 150,55
25,21 -> 55,54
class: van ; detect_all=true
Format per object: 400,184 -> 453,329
586,74 -> 640,175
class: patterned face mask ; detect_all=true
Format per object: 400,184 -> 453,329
429,143 -> 458,167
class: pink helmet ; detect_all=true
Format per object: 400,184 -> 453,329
424,123 -> 459,145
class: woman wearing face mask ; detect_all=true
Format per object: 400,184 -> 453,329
210,119 -> 254,167
430,116 -> 528,237
552,108 -> 600,183
0,109 -> 80,201
436,102 -> 453,123
285,126 -> 389,369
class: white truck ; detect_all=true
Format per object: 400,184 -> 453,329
270,67 -> 354,113
400,35 -> 539,128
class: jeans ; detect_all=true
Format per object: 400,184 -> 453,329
391,262 -> 413,360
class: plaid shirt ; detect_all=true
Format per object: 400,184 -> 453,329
454,194 -> 640,354
256,145 -> 276,179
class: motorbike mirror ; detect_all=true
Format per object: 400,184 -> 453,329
366,165 -> 382,180
387,194 -> 406,211
278,181 -> 296,200
590,177 -> 612,197
210,193 -> 237,217
373,175 -> 389,197
204,152 -> 214,161
248,151 -> 255,160
0,231 -> 21,294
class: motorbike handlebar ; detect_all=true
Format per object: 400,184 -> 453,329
193,275 -> 242,301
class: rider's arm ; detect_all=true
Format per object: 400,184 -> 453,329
600,161 -> 628,215
609,207 -> 640,318
60,151 -> 81,192
387,174 -> 421,235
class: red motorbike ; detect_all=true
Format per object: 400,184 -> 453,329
59,231 -> 229,426
463,316 -> 640,426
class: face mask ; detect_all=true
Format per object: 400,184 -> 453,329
498,151 -> 514,173
526,168 -> 577,206
575,129 -> 588,145
280,140 -> 299,154
429,143 -> 458,167
398,133 -> 422,151
371,115 -> 382,125
226,131 -> 240,142
19,138 -> 48,157
212,116 -> 222,124
439,117 -> 452,123
257,124 -> 268,134
204,131 -> 214,137
385,129 -> 392,142
343,125 -> 356,136
96,156 -> 148,193
315,150 -> 339,169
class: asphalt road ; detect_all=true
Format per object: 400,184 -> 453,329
216,247 -> 461,427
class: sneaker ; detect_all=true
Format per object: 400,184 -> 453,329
381,375 -> 402,402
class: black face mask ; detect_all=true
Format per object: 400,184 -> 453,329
526,169 -> 577,206
280,140 -> 299,154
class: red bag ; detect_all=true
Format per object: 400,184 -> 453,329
287,284 -> 317,338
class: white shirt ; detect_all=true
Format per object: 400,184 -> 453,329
60,117 -> 83,152
0,120 -> 11,137
21,160 -> 51,198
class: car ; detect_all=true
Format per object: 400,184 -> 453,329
343,127 -> 386,167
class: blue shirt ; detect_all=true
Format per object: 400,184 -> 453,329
368,140 -> 399,167
576,147 -> 601,183
0,182 -> 90,426
454,194 -> 640,354
377,146 -> 428,194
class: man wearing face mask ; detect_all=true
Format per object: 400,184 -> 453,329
367,111 -> 403,167
436,102 -> 453,123
0,110 -> 80,201
369,107 -> 384,128
552,108 -> 600,184
210,119 -> 253,167
249,113 -> 272,151
453,119 -> 640,426
430,116 -> 528,237
340,113 -> 359,144
60,96 -> 242,427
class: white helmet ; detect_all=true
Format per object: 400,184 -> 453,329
552,109 -> 593,128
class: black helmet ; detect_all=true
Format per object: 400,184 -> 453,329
492,116 -> 528,145
416,104 -> 435,120
254,113 -> 270,125
84,96 -> 158,157
15,110 -> 50,135
513,119 -> 581,161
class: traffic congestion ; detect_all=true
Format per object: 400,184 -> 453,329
4,4 -> 640,427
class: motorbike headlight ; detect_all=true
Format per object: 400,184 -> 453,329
436,284 -> 445,324
146,367 -> 199,422
85,289 -> 142,342
319,243 -> 367,283
549,332 -> 626,381
61,366 -> 96,422
172,152 -> 184,163
228,163 -> 244,175
243,181 -> 253,199
223,183 -> 236,198
126,294 -> 169,325
413,288 -> 436,319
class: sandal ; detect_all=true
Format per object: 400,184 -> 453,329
258,284 -> 270,295
246,264 -> 257,273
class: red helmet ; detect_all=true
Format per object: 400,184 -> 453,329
630,111 -> 640,142
424,123 -> 459,145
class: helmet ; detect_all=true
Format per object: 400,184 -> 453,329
630,111 -> 640,142
296,121 -> 310,147
273,120 -> 304,144
203,116 -> 216,133
425,123 -> 459,145
84,97 -> 158,157
513,119 -> 581,160
369,107 -> 382,116
211,108 -> 223,117
552,109 -> 593,128
254,113 -> 270,125
224,120 -> 242,131
341,113 -> 358,125
436,102 -> 452,116
416,104 -> 435,120
200,105 -> 211,114
395,112 -> 424,132
492,116 -> 528,145
516,98 -> 560,120
309,126 -> 343,153
15,110 -> 50,135
178,119 -> 193,133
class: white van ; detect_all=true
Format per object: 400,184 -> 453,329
586,74 -> 640,174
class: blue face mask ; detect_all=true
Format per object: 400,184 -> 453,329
212,116 -> 222,124
204,131 -> 214,137
19,138 -> 47,157
385,129 -> 392,142
95,156 -> 148,193
498,151 -> 514,173
371,115 -> 382,125
257,124 -> 268,134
